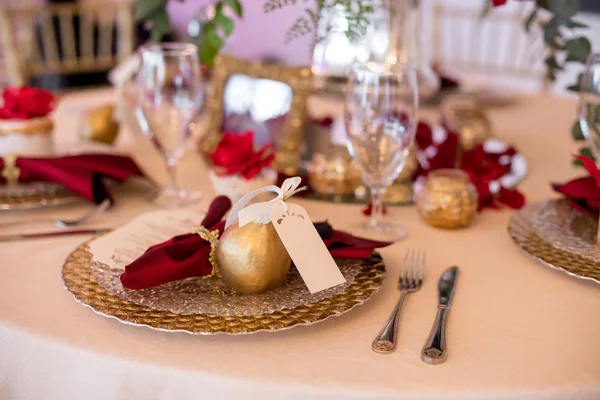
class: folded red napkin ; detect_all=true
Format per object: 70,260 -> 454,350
121,196 -> 392,290
0,154 -> 146,204
553,155 -> 600,217
432,64 -> 460,91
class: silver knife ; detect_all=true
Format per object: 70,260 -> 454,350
0,228 -> 110,242
421,266 -> 459,365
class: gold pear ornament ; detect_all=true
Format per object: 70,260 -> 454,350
216,221 -> 291,294
215,177 -> 307,295
80,104 -> 120,145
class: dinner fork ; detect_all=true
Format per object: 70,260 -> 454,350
372,249 -> 425,354
0,198 -> 111,229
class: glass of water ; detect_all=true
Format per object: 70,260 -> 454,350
579,53 -> 600,160
136,42 -> 204,208
345,62 -> 418,241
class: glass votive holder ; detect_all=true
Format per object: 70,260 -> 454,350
415,169 -> 478,229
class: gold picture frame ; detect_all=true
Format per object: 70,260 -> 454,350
201,54 -> 313,174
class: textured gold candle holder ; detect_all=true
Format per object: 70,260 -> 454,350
308,146 -> 362,196
442,96 -> 492,151
415,169 -> 478,229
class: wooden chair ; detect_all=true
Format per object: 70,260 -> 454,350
0,2 -> 134,86
430,2 -> 549,91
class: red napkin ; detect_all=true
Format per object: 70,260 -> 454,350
0,154 -> 146,204
553,155 -> 600,217
121,197 -> 392,290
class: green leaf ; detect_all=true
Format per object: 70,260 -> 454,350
204,25 -> 224,50
480,0 -> 492,19
549,0 -> 580,18
215,1 -> 223,14
565,37 -> 591,63
545,55 -> 564,71
572,119 -> 586,141
135,0 -> 167,21
524,9 -> 537,32
148,8 -> 170,42
215,13 -> 234,36
543,17 -> 561,47
578,146 -> 595,160
225,0 -> 243,17
566,18 -> 588,28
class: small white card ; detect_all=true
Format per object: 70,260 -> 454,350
271,203 -> 346,293
89,210 -> 204,270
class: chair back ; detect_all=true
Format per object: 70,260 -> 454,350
430,2 -> 549,91
0,2 -> 134,86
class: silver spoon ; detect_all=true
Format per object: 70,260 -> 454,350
0,199 -> 111,229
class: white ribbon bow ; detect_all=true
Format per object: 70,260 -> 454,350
225,177 -> 307,230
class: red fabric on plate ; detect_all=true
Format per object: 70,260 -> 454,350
0,154 -> 146,204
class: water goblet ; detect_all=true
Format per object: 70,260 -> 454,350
345,62 -> 418,241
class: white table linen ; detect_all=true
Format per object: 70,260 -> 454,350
1,89 -> 600,400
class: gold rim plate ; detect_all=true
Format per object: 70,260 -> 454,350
62,240 -> 386,335
508,199 -> 600,284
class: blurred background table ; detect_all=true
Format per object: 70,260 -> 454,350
1,88 -> 599,400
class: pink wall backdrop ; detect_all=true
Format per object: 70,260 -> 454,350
167,0 -> 315,66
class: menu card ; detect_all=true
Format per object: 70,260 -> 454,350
89,210 -> 204,270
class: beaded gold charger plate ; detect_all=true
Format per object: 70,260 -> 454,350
508,199 -> 600,284
62,240 -> 386,335
0,182 -> 79,210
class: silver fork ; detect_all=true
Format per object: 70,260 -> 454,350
372,249 -> 425,354
0,198 -> 111,229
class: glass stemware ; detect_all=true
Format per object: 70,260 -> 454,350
136,42 -> 204,208
579,53 -> 600,160
345,62 -> 418,242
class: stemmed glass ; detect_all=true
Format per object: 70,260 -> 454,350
136,42 -> 204,208
579,54 -> 600,160
345,62 -> 418,242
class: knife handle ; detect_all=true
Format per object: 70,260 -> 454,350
421,306 -> 449,364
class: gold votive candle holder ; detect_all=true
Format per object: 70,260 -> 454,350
415,169 -> 478,229
441,95 -> 492,151
308,146 -> 362,196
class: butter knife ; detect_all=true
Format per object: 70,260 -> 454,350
421,266 -> 459,365
0,228 -> 110,242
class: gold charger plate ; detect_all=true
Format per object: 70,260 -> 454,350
508,199 -> 600,284
0,182 -> 79,210
62,240 -> 386,335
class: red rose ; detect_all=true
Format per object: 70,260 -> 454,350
209,131 -> 275,180
0,86 -> 55,120
18,87 -> 54,117
491,0 -> 508,6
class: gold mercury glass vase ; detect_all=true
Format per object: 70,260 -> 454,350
415,169 -> 478,229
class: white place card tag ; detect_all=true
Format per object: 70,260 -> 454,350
271,203 -> 346,294
88,210 -> 204,270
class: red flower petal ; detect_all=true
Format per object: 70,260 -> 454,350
498,187 -> 526,209
362,204 -> 388,216
574,155 -> 600,188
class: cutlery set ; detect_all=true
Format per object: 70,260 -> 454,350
372,248 -> 459,365
0,199 -> 111,241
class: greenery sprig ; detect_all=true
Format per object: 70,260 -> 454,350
263,0 -> 374,44
135,0 -> 242,66
486,0 -> 596,166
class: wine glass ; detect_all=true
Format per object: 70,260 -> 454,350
345,62 -> 418,242
136,42 -> 204,208
579,53 -> 600,160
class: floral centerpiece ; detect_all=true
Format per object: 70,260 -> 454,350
0,86 -> 57,157
208,130 -> 277,203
